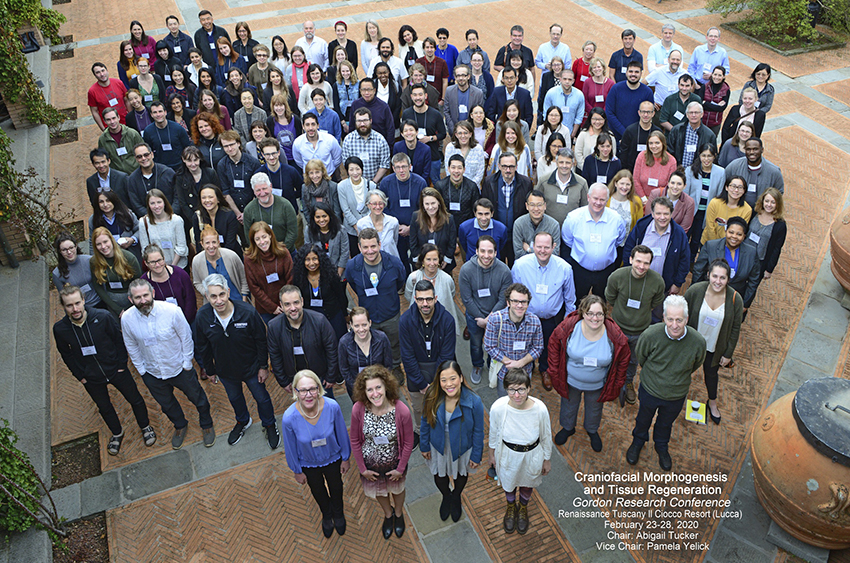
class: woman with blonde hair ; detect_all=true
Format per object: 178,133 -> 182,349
749,187 -> 786,282
605,170 -> 643,233
244,221 -> 293,323
191,225 -> 248,302
633,130 -> 677,202
361,21 -> 383,75
90,226 -> 141,316
333,60 -> 360,127
301,159 -> 342,222
488,120 -> 532,178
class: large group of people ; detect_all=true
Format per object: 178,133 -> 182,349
56,13 -> 790,539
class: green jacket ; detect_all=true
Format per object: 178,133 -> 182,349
97,125 -> 143,175
242,195 -> 298,250
684,281 -> 743,366
636,323 -> 706,401
658,92 -> 701,129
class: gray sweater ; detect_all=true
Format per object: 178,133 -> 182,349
52,254 -> 101,307
512,213 -> 562,260
458,255 -> 513,320
723,157 -> 784,207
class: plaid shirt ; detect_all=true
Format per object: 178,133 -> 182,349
341,130 -> 391,182
483,307 -> 543,380
682,124 -> 699,168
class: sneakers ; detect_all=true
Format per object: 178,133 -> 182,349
624,381 -> 636,404
470,366 -> 482,385
202,426 -> 216,447
107,432 -> 124,456
141,426 -> 156,447
228,417 -> 252,446
266,422 -> 281,449
172,426 -> 188,450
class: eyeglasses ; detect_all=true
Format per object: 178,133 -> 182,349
135,152 -> 152,159
256,53 -> 268,57
455,73 -> 469,78
415,297 -> 435,304
147,258 -> 165,265
59,246 -> 76,254
221,142 -> 239,149
296,387 -> 320,397
506,387 -> 528,396
509,299 -> 529,306
585,311 -> 605,318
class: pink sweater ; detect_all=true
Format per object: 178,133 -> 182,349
633,152 -> 678,199
350,400 -> 415,474
583,78 -> 615,115
644,189 -> 695,233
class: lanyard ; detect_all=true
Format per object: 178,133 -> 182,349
150,268 -> 177,299
259,199 -> 274,231
628,272 -> 647,303
260,256 -> 279,279
70,321 -> 108,379
155,124 -> 172,148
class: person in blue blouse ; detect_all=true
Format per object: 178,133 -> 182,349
281,369 -> 352,538
420,361 -> 484,523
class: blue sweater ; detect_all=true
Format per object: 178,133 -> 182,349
606,82 -> 654,139
419,386 -> 484,463
344,252 -> 405,323
458,218 -> 508,260
281,398 -> 351,473
622,214 -> 691,290
307,107 -> 343,142
393,141 -> 432,185
399,301 -> 456,391
380,173 -> 426,226
142,121 -> 193,170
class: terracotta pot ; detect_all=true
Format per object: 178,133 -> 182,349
830,209 -> 850,293
751,378 -> 850,549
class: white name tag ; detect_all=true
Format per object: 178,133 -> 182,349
142,53 -> 150,59
583,356 -> 597,367
648,178 -> 659,187
311,298 -> 323,306
443,256 -> 452,264
627,298 -> 641,309
513,341 -> 526,351
109,98 -> 119,107
365,287 -> 379,296
427,74 -> 435,82
450,202 -> 460,211
80,284 -> 92,293
243,55 -> 249,62
535,284 -> 548,295
478,288 -> 491,298
164,75 -> 172,82
164,297 -> 177,305
109,281 -> 123,289
144,95 -> 153,102
174,46 -> 182,53
749,232 -> 760,244
620,67 -> 627,74
294,346 -> 305,355
596,175 -> 607,184
458,104 -> 467,114
266,272 -> 280,283
116,147 -> 128,155
700,188 -> 710,198
234,322 -> 247,328
703,316 -> 719,327
144,337 -> 157,347
399,199 -> 410,207
748,183 -> 756,193
754,101 -> 760,108
703,63 -> 712,71
637,144 -> 646,152
81,345 -> 97,356
162,143 -> 172,151
373,435 -> 390,445
686,144 -> 697,153
556,194 -> 569,204
580,75 -> 587,82
589,233 -> 602,243
730,268 -> 736,278
272,188 -> 283,197
428,238 -> 435,244
311,438 -> 327,447
595,95 -> 604,103
417,128 -> 427,138
160,240 -> 173,249
425,341 -> 432,351
651,247 -> 662,256
209,43 -> 216,50
360,152 -> 370,161
218,235 -> 224,243
234,179 -> 245,188
673,111 -> 684,120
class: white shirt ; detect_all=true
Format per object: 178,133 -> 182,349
295,36 -> 329,70
121,301 -> 194,379
367,56 -> 409,90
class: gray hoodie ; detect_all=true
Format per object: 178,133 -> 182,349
458,254 -> 513,320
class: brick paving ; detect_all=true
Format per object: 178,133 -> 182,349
44,0 -> 850,559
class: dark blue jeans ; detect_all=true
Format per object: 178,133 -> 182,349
538,308 -> 564,374
219,374 -> 276,428
631,384 -> 686,450
142,368 -> 213,429
465,311 -> 486,368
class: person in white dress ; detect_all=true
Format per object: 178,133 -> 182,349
489,368 -> 552,535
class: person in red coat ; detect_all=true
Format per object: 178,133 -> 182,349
547,294 -> 629,452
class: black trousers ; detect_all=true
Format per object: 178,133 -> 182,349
703,351 -> 720,400
141,368 -> 213,429
538,306 -> 565,374
302,458 -> 345,519
83,369 -> 150,436
632,384 -> 686,449
569,259 -> 618,308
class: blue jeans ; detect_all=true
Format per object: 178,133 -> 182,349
430,160 -> 443,185
465,311 -> 486,368
219,374 -> 276,428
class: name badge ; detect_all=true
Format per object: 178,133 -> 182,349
427,74 -> 435,82
209,43 -> 216,50
748,183 -> 756,193
311,298 -> 323,307
162,143 -> 173,151
144,337 -> 157,347
365,287 -> 379,296
674,111 -> 684,120
648,178 -> 659,187
109,281 -> 123,289
428,238 -> 435,244
627,298 -> 641,309
651,247 -> 662,256
234,179 -> 245,188
686,144 -> 697,153
458,104 -> 467,114
160,240 -> 173,249
164,75 -> 172,82
272,188 -> 283,197
360,152 -> 370,161
535,284 -> 548,295
116,147 -> 128,156
703,316 -> 719,327
174,46 -> 182,53
81,345 -> 97,356
425,341 -> 432,351
580,75 -> 587,82
700,188 -> 710,198
266,272 -> 280,283
399,199 -> 410,207
234,322 -> 247,328
417,128 -> 427,138
749,232 -> 760,244
243,55 -> 249,62
594,95 -> 604,103
142,53 -> 150,59
311,438 -> 327,447
556,194 -> 569,204
754,101 -> 760,108
589,233 -> 602,243
620,67 -> 627,74
478,288 -> 491,298
637,144 -> 646,152
294,346 -> 305,355
144,95 -> 153,102
80,284 -> 92,293
730,268 -> 736,278
596,175 -> 607,184
166,296 -> 178,305
443,255 -> 452,264
374,435 -> 390,445
703,63 -> 712,71
218,235 -> 224,243
583,356 -> 598,367
261,82 -> 267,90
513,341 -> 526,351
109,98 -> 119,107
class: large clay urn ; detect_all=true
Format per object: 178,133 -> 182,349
830,210 -> 850,292
751,377 -> 850,549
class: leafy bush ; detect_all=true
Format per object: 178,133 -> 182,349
0,419 -> 40,536
821,0 -> 850,33
707,0 -> 819,44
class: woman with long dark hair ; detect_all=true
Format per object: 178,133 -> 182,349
192,184 -> 242,259
581,132 -> 622,188
304,201 -> 349,275
685,143 -> 725,260
409,188 -> 457,272
270,35 -> 291,74
291,244 -> 348,339
214,36 -> 247,87
197,88 -> 232,131
88,191 -> 141,264
192,68 -> 224,106
166,67 -> 196,110
574,108 -> 616,171
535,132 -> 566,183
52,232 -> 102,308
129,20 -> 157,63
117,40 -> 140,88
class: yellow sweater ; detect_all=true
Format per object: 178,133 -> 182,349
701,199 -> 753,244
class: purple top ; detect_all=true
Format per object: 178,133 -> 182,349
142,265 -> 197,323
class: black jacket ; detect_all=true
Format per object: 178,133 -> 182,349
295,273 -> 348,322
481,171 -> 533,231
399,301 -> 456,391
194,24 -> 231,67
619,122 -> 661,172
667,122 -> 717,167
693,238 -> 761,308
196,136 -> 225,169
86,169 -> 131,211
268,308 -> 338,387
434,175 -> 478,227
127,163 -> 177,218
173,165 -> 221,223
53,308 -> 128,384
409,214 -> 458,271
194,300 -> 268,381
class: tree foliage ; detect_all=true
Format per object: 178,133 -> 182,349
707,0 -> 819,45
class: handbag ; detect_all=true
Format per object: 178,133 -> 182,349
488,317 -> 503,388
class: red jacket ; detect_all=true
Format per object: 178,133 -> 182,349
548,311 -> 629,402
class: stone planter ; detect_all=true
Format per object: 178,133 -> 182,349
0,221 -> 32,266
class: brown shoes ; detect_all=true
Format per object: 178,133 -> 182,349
541,370 -> 553,391
624,381 -> 636,404
503,501 -> 517,534
516,503 -> 529,534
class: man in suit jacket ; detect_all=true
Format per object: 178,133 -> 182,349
481,152 -> 533,266
193,10 -> 230,67
484,67 -> 533,125
692,216 -> 760,309
442,65 -> 484,135
86,149 -> 131,210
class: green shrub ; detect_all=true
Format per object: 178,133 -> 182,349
707,0 -> 819,44
0,419 -> 40,536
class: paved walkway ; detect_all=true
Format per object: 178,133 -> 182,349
16,0 -> 850,560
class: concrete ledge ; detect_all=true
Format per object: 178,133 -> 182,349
765,521 -> 829,563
